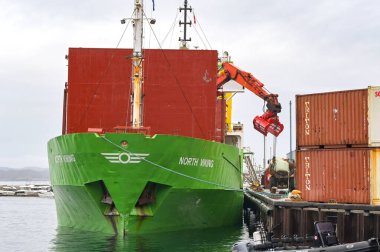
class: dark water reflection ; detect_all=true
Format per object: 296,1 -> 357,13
50,225 -> 248,252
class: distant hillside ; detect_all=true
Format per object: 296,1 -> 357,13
0,167 -> 50,181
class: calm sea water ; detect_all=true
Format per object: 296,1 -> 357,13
0,197 -> 248,252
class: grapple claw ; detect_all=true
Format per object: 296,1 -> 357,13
267,121 -> 284,137
253,113 -> 284,137
253,116 -> 270,136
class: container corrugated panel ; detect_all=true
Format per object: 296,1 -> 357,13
296,148 -> 380,205
142,49 -> 218,140
296,89 -> 369,147
67,48 -> 132,134
369,86 -> 380,147
215,96 -> 226,142
66,48 -> 219,141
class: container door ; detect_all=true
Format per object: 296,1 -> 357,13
368,86 -> 380,146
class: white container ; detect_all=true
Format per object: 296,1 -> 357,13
369,86 -> 380,147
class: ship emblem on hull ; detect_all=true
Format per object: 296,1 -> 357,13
101,152 -> 149,164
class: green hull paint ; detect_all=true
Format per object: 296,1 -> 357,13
48,133 -> 243,235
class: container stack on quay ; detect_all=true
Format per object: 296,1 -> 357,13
296,86 -> 380,205
242,86 -> 380,243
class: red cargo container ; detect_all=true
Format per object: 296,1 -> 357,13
215,95 -> 226,142
296,87 -> 380,148
65,48 -> 219,141
296,148 -> 380,205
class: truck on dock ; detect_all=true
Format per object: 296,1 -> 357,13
262,157 -> 295,191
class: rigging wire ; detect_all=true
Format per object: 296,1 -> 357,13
75,5 -> 215,133
143,9 -> 207,138
116,9 -> 135,48
75,11 -> 134,131
146,1 -> 154,49
193,25 -> 208,49
169,21 -> 176,49
170,12 -> 183,48
161,10 -> 180,46
193,10 -> 212,49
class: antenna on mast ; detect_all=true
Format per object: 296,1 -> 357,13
179,0 -> 192,49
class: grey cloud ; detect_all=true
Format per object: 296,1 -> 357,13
1,0 -> 380,168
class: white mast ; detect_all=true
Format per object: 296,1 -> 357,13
131,0 -> 144,128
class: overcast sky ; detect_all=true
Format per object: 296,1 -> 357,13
1,0 -> 379,169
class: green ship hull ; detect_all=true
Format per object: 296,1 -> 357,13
48,133 -> 243,235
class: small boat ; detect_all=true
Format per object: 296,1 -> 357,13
0,186 -> 17,196
232,221 -> 380,252
38,191 -> 54,198
14,185 -> 38,196
15,184 -> 52,197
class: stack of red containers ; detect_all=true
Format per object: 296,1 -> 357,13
295,87 -> 380,205
63,48 -> 224,142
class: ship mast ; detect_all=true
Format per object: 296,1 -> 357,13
131,0 -> 144,128
179,0 -> 192,49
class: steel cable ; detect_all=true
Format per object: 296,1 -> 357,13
75,11 -> 135,131
143,9 -> 208,138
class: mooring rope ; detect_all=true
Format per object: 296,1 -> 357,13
100,135 -> 243,192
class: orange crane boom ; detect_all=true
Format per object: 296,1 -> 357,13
217,62 -> 284,137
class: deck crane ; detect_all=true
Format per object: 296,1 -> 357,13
216,62 -> 284,137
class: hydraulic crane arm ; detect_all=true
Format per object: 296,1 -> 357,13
217,62 -> 284,137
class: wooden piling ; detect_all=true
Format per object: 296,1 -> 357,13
244,189 -> 380,243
